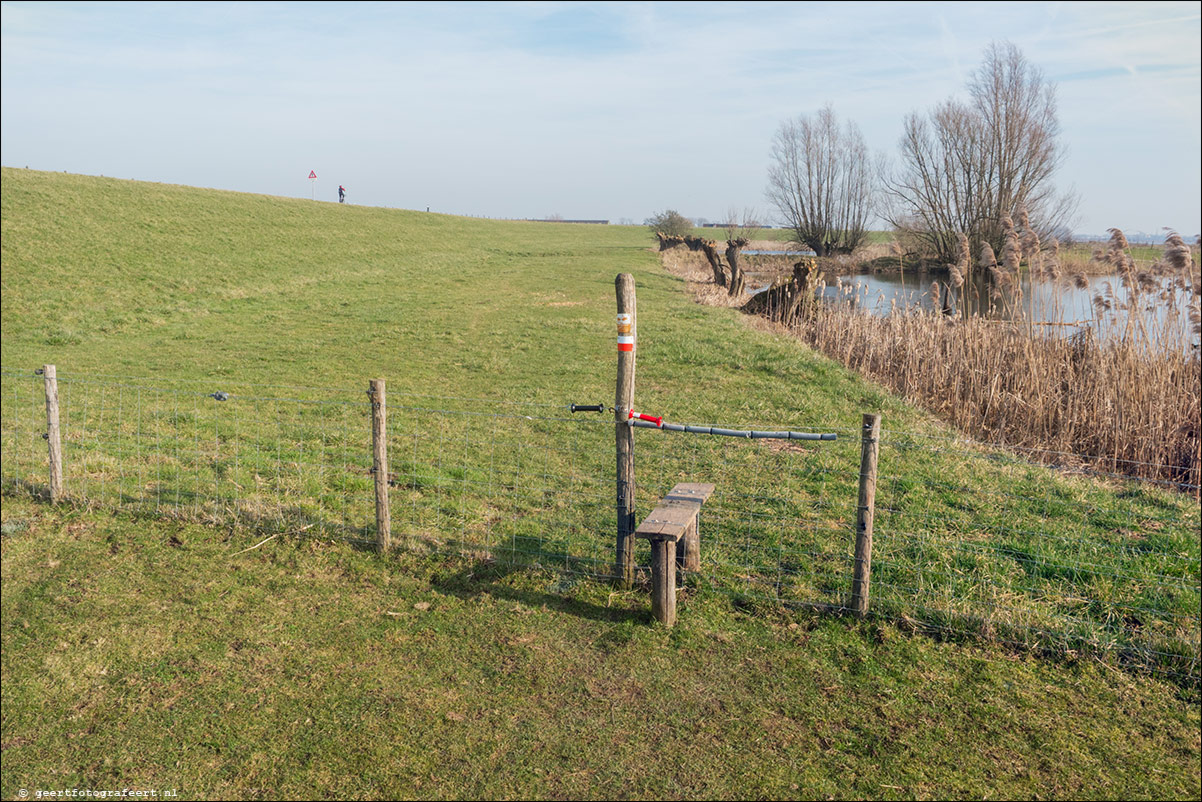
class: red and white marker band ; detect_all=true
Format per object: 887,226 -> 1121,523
617,313 -> 633,352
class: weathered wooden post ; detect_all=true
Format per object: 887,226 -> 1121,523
851,413 -> 881,617
370,378 -> 391,552
650,538 -> 678,626
679,516 -> 701,573
615,274 -> 637,587
42,364 -> 64,503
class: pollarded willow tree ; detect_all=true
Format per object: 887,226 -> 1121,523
766,104 -> 874,256
882,41 -> 1078,264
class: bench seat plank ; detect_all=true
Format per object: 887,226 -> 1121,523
636,500 -> 701,541
664,483 -> 716,504
636,483 -> 716,542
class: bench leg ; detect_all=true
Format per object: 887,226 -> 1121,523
651,539 -> 677,627
677,519 -> 700,573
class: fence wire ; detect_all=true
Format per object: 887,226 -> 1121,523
872,429 -> 1200,681
2,367 -> 1198,683
632,416 -> 860,610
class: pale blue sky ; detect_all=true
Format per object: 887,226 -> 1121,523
2,1 -> 1199,235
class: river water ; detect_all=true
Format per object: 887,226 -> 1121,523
747,266 -> 1199,350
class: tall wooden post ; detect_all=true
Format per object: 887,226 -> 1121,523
615,274 -> 637,587
370,378 -> 391,552
851,413 -> 881,617
42,364 -> 64,503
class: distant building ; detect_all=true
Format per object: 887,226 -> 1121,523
531,219 -> 609,224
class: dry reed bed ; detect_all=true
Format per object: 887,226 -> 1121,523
662,243 -> 1201,490
800,307 -> 1199,488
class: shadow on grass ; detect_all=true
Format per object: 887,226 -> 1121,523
2,477 -> 53,502
428,547 -> 648,625
0,477 -> 378,547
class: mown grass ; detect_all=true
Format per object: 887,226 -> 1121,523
2,168 -> 1201,797
1,168 -> 1197,653
2,497 -> 1199,800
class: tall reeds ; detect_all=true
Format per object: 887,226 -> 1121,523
794,228 -> 1200,490
664,223 -> 1200,490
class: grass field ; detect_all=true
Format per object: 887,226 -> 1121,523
2,168 -> 1200,799
2,497 -> 1199,800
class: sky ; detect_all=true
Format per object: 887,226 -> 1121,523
2,1 -> 1199,236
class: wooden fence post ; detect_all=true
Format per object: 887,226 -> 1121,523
42,364 -> 64,503
851,413 -> 880,617
615,274 -> 637,587
370,378 -> 391,552
650,538 -> 678,626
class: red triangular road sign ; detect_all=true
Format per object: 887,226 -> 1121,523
309,170 -> 317,179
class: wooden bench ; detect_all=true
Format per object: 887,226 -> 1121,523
635,482 -> 715,626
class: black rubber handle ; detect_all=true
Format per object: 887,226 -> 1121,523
570,403 -> 605,413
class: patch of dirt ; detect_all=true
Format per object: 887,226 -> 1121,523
765,439 -> 819,455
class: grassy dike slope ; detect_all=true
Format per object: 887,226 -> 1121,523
1,168 -> 1199,799
0,168 -> 863,420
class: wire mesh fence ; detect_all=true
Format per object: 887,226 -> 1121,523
383,393 -> 615,577
2,366 -> 1198,683
870,430 -> 1200,681
0,368 -> 619,568
631,415 -> 861,609
3,370 -> 378,539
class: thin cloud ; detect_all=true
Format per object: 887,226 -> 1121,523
1,0 -> 1197,231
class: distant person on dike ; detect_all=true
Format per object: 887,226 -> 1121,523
338,185 -> 346,203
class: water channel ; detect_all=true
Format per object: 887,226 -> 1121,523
745,258 -> 1199,351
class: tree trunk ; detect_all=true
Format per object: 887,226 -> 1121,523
726,239 -> 748,296
696,238 -> 727,287
657,232 -> 686,251
741,259 -> 820,327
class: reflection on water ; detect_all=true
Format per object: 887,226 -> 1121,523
749,268 -> 1199,350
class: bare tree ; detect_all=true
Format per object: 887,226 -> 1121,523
766,105 -> 873,256
882,42 -> 1078,264
723,206 -> 761,242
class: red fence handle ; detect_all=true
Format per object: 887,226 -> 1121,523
629,411 -> 663,427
